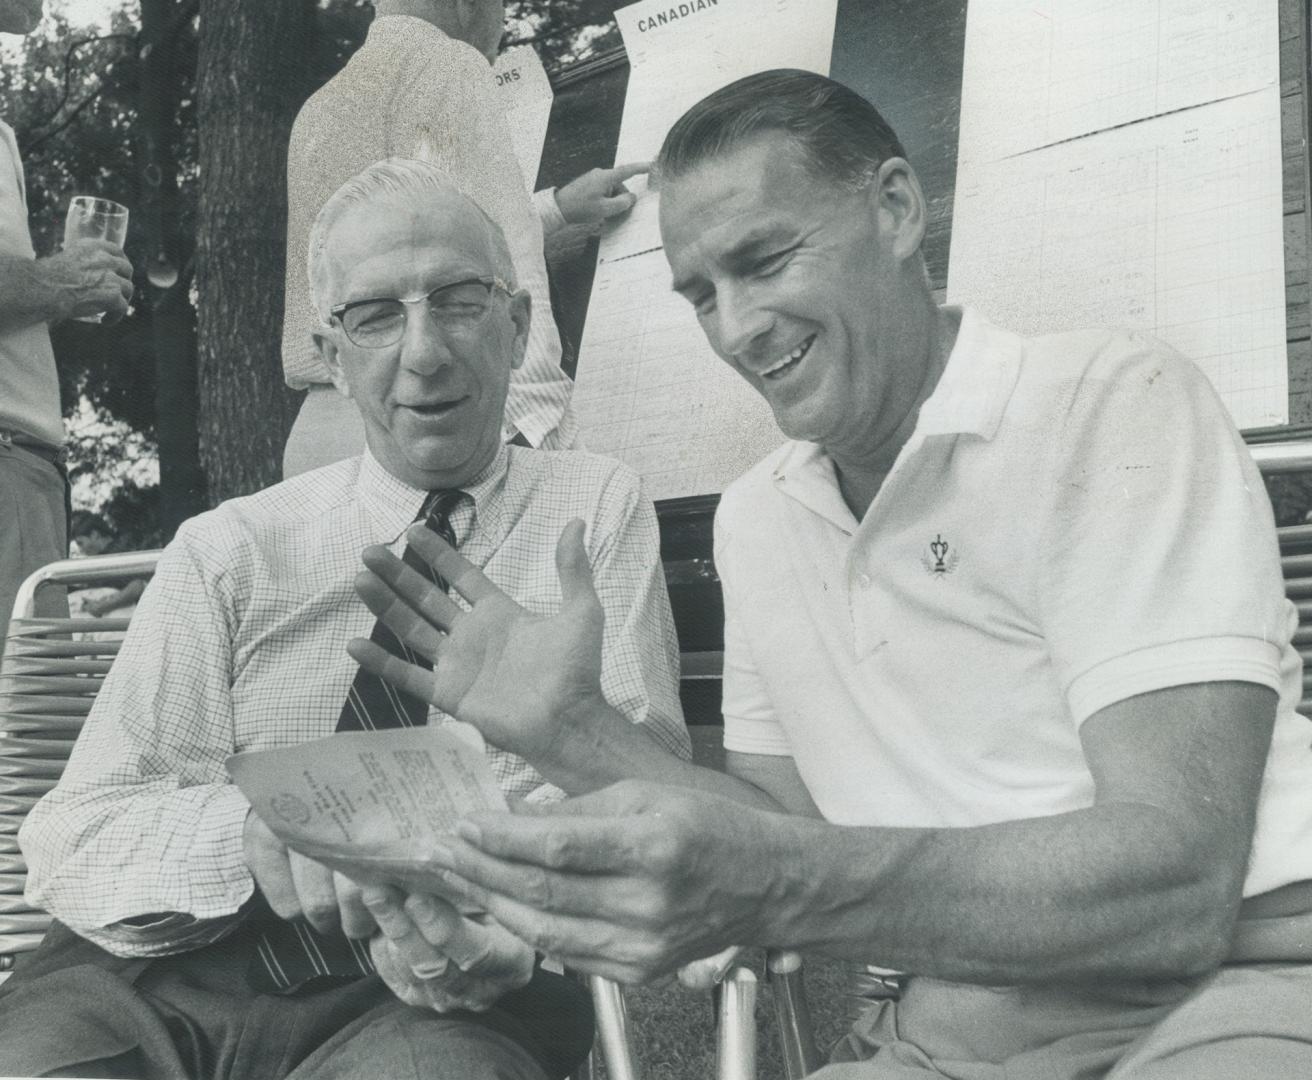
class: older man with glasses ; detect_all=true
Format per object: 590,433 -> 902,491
0,158 -> 688,1080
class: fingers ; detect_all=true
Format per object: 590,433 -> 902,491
403,893 -> 495,972
360,543 -> 464,626
365,888 -> 534,1011
335,871 -> 376,939
403,525 -> 504,605
365,885 -> 451,979
555,519 -> 600,613
346,638 -> 440,703
100,272 -> 133,324
289,849 -> 342,934
443,814 -> 655,913
609,161 -> 651,182
368,933 -> 429,1009
457,894 -> 669,986
61,241 -> 134,289
598,190 -> 638,216
353,569 -> 449,660
244,816 -> 341,933
243,811 -> 302,920
358,544 -> 462,635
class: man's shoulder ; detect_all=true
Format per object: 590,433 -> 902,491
1011,320 -> 1201,390
172,458 -> 361,558
507,447 -> 644,507
302,18 -> 478,103
999,318 -> 1218,426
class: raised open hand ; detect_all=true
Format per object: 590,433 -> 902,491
349,519 -> 610,764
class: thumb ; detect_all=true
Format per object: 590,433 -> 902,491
555,519 -> 599,611
599,190 -> 639,218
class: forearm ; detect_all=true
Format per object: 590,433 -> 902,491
539,700 -> 785,813
760,802 -> 1243,984
22,780 -> 256,954
0,253 -> 74,330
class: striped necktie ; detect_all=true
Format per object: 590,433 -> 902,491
250,489 -> 465,992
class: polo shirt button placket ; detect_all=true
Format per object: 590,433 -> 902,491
848,565 -> 883,658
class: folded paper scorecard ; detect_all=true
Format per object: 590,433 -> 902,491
226,726 -> 504,900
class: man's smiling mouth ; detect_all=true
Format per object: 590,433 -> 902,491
760,335 -> 815,380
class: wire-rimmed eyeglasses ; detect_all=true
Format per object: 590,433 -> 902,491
329,276 -> 515,349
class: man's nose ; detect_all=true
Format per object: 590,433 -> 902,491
400,303 -> 455,375
712,283 -> 774,360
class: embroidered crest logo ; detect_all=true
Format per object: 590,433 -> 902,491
921,534 -> 959,577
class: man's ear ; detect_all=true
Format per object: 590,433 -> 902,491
872,157 -> 927,263
313,327 -> 353,399
507,289 -> 530,371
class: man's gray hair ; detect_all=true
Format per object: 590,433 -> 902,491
307,157 -> 516,320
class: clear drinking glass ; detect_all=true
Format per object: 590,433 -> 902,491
63,196 -> 129,323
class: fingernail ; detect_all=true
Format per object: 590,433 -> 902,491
411,958 -> 448,979
409,894 -> 437,918
455,820 -> 481,845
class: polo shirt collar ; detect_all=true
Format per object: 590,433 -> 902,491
771,443 -> 857,532
357,443 -> 510,550
769,308 -> 1023,531
912,307 -> 1022,443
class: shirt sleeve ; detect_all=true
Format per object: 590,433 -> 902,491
589,465 -> 690,762
1036,338 -> 1292,725
399,43 -> 576,450
714,498 -> 793,756
532,187 -> 566,237
20,528 -> 255,956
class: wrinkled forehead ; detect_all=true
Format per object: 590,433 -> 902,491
323,191 -> 497,298
658,134 -> 831,263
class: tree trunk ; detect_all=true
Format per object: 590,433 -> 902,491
138,0 -> 206,537
194,0 -> 313,504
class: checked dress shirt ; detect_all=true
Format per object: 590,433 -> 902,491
21,444 -> 688,957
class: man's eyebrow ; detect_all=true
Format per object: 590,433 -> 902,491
669,225 -> 793,295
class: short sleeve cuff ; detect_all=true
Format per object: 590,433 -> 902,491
1066,636 -> 1285,725
533,188 -> 566,236
722,713 -> 795,756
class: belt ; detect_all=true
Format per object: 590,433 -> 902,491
0,428 -> 66,466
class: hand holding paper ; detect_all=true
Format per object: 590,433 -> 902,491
227,725 -> 506,906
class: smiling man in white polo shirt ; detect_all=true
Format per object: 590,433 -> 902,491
347,70 -> 1312,1077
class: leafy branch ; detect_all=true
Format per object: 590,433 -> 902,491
21,33 -> 136,156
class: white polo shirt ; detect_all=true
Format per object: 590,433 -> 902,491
716,308 -> 1312,897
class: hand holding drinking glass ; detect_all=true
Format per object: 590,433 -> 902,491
59,196 -> 133,324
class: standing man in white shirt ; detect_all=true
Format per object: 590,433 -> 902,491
0,0 -> 134,627
282,0 -> 646,475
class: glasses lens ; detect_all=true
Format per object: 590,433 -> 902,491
430,281 -> 493,329
343,300 -> 405,347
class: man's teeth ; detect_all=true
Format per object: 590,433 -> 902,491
761,337 -> 814,379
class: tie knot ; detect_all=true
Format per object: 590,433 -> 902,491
420,488 -> 464,525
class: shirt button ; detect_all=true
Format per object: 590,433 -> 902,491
855,572 -> 872,590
